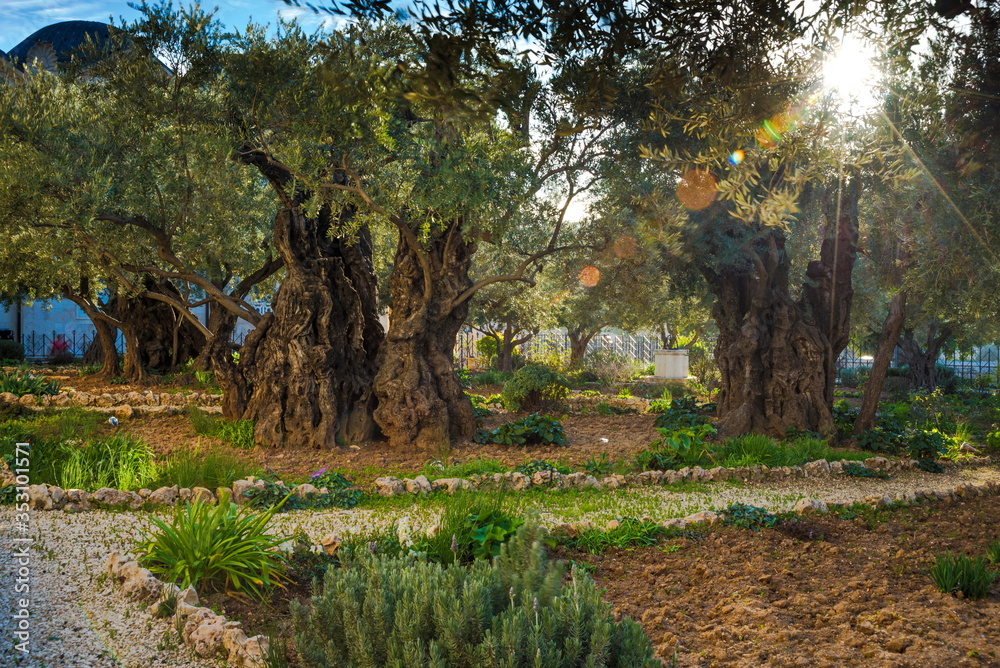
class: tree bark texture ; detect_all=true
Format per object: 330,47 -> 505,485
240,209 -> 383,448
898,324 -> 952,390
197,306 -> 249,420
493,326 -> 532,372
703,215 -> 857,438
854,290 -> 907,435
568,328 -> 598,368
373,220 -> 477,450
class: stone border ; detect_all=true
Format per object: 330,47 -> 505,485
9,456 -> 994,514
372,456 -> 995,496
0,389 -> 223,417
103,554 -> 271,667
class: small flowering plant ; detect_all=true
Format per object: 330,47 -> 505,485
308,468 -> 354,491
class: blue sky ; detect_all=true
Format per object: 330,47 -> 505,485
0,1 -> 335,52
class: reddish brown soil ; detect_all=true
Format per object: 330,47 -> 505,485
568,493 -> 1000,668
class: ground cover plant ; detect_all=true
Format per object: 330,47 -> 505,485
474,413 -> 567,447
291,521 -> 660,667
0,368 -> 61,397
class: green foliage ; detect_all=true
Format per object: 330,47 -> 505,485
189,407 -> 256,450
0,484 -> 17,505
831,399 -> 858,439
583,350 -> 640,386
926,552 -> 997,600
652,396 -> 711,430
986,431 -> 1000,453
578,389 -> 602,397
423,458 -> 509,479
58,434 -> 158,491
514,460 -> 571,476
914,458 -> 945,473
906,429 -> 948,460
595,401 -> 637,416
837,367 -> 869,388
565,518 -> 672,553
151,446 -> 261,490
985,540 -> 1000,566
470,370 -> 513,387
0,370 -> 60,397
841,462 -> 890,480
718,434 -> 779,468
138,497 -> 289,600
635,423 -> 716,470
0,340 -> 25,362
722,503 -> 778,531
500,364 -> 570,411
244,477 -> 363,513
583,452 -> 615,475
474,413 -> 567,447
291,521 -> 660,668
413,494 -> 525,565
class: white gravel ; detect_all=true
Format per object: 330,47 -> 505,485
1,463 -> 997,667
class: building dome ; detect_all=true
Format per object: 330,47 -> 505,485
6,21 -> 118,70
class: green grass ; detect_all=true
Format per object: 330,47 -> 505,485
151,445 -> 262,490
57,434 -> 159,491
189,407 -> 256,450
566,518 -> 674,553
421,458 -> 509,479
926,552 -> 997,600
717,434 -> 872,469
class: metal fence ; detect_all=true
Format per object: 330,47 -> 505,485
455,329 -> 663,369
837,346 -> 1000,379
19,330 -> 125,360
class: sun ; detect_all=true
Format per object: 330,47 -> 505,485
821,33 -> 879,112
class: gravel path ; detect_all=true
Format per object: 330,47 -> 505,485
1,463 -> 998,668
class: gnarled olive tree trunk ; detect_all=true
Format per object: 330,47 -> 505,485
373,220 -> 477,450
702,196 -> 857,438
568,328 -> 599,368
898,323 -> 951,390
854,290 -> 907,434
238,208 -> 382,448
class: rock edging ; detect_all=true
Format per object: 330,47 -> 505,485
0,389 -> 224,416
103,554 -> 269,667
372,456 -> 994,496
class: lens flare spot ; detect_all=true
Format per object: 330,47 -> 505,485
729,150 -> 745,165
676,169 -> 717,210
612,234 -> 638,259
579,265 -> 601,288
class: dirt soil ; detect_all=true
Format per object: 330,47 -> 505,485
566,493 -> 1000,668
117,412 -> 663,483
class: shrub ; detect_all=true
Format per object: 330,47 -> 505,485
583,350 -> 639,386
652,396 -> 711,430
722,503 -> 778,531
139,496 -> 290,600
244,476 -> 363,513
926,552 -> 997,600
882,376 -> 911,402
0,370 -> 60,397
935,363 -> 959,394
500,364 -> 570,411
842,462 -> 890,479
907,429 -> 948,460
474,413 -> 567,447
0,340 -> 25,362
583,452 -> 614,475
596,401 -> 637,416
291,521 -> 660,668
470,370 -> 513,388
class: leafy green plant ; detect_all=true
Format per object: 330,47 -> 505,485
464,510 -> 524,560
907,429 -> 948,460
514,459 -> 570,476
138,496 -> 290,600
578,389 -> 602,397
413,493 -> 524,565
652,396 -> 711,430
244,479 -> 363,512
583,452 -> 615,475
595,401 -> 637,416
500,364 -> 570,411
474,413 -> 567,446
0,484 -> 17,505
926,552 -> 997,600
291,521 -> 660,668
722,503 -> 778,531
636,423 -> 717,470
566,518 -> 672,553
842,462 -> 890,479
0,370 -> 60,397
470,370 -> 513,387
0,340 -> 25,362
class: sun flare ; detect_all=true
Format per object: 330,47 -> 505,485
822,34 -> 879,112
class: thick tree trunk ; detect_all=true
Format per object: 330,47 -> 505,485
568,328 -> 598,368
494,327 -> 532,372
239,208 -> 382,448
373,221 -> 477,450
67,289 -> 122,379
198,307 -> 248,420
898,324 -> 951,390
854,291 -> 907,435
702,184 -> 858,438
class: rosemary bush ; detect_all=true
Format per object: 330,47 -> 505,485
292,521 -> 659,668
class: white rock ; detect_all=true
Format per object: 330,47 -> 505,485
374,476 -> 406,496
